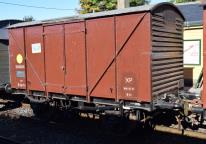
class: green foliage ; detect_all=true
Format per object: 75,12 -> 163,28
23,16 -> 35,22
80,0 -> 117,14
80,0 -> 150,14
130,0 -> 150,7
170,0 -> 198,3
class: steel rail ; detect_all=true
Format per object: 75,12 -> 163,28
155,125 -> 206,140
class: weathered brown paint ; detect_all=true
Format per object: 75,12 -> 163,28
9,28 -> 26,89
116,13 -> 151,102
86,17 -> 116,100
44,25 -> 65,93
64,22 -> 87,96
9,3 -> 184,105
25,26 -> 45,91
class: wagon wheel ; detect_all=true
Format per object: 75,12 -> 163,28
30,102 -> 57,122
100,115 -> 136,136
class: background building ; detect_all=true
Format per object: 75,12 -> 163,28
0,19 -> 22,87
178,2 -> 203,87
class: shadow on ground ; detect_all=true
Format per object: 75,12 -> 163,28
0,110 -> 205,144
0,92 -> 24,112
0,95 -> 205,144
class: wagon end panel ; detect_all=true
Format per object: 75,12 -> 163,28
116,13 -> 152,102
203,7 -> 206,109
44,25 -> 65,94
64,22 -> 87,96
86,17 -> 116,100
25,26 -> 45,92
9,28 -> 26,90
151,5 -> 184,101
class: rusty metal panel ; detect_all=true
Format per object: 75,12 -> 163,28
86,17 -> 116,99
25,26 -> 45,91
9,28 -> 26,89
44,25 -> 65,93
116,13 -> 152,102
203,9 -> 206,109
64,22 -> 87,96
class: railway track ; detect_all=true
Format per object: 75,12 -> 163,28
0,100 -> 206,141
2,109 -> 206,140
155,125 -> 206,140
0,136 -> 20,144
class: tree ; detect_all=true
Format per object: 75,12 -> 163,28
130,0 -> 150,7
23,16 -> 35,22
80,0 -> 150,14
170,0 -> 198,3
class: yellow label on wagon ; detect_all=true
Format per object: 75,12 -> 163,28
16,54 -> 23,64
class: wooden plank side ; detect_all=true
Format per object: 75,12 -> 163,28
64,22 -> 87,96
86,17 -> 116,99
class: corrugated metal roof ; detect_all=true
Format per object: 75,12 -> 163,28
0,19 -> 22,40
177,2 -> 203,26
8,2 -> 184,28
